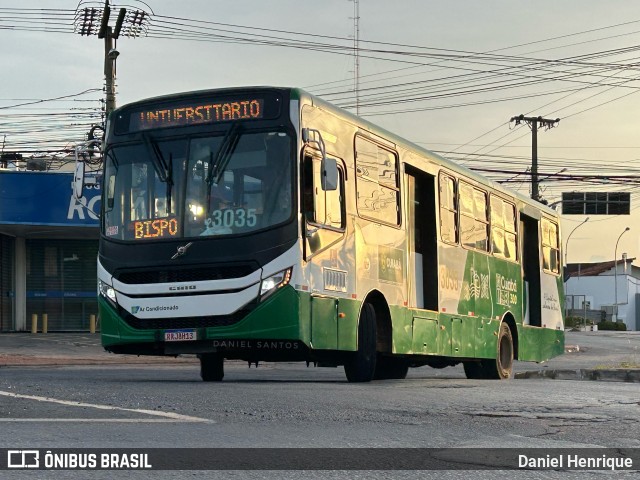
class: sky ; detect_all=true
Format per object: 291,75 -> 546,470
2,0 -> 640,265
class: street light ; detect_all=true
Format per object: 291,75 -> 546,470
564,217 -> 589,268
614,226 -> 631,319
563,217 -> 589,316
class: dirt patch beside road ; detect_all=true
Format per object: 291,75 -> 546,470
0,354 -> 198,367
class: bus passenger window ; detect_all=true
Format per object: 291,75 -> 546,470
541,218 -> 560,274
354,137 -> 399,226
302,156 -> 315,223
459,181 -> 488,251
473,188 -> 489,251
503,203 -> 517,261
439,174 -> 457,244
302,153 -> 345,259
303,154 -> 344,229
491,197 -> 518,261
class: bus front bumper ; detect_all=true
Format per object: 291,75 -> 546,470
99,285 -> 310,357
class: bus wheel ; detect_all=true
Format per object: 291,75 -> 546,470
482,322 -> 514,379
463,361 -> 486,379
374,357 -> 409,380
199,353 -> 224,382
344,303 -> 377,383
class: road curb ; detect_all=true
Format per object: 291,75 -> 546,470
515,368 -> 640,382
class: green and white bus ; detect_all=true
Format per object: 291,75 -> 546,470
96,86 -> 564,382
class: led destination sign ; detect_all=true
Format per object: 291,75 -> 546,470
133,218 -> 179,239
128,98 -> 264,132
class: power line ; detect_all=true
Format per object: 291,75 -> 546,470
3,5 -> 640,172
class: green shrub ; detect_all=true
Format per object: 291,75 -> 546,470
565,316 -> 592,328
565,316 -> 582,328
598,320 -> 627,331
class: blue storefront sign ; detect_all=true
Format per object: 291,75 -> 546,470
0,171 -> 100,226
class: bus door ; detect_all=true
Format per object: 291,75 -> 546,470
521,212 -> 542,327
406,167 -> 440,354
406,167 -> 438,311
303,150 -> 347,350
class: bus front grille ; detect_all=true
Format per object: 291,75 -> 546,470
115,264 -> 256,284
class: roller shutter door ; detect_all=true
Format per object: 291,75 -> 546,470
26,239 -> 97,331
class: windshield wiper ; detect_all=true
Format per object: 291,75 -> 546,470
166,153 -> 173,213
206,123 -> 242,213
106,149 -> 120,170
142,133 -> 174,213
142,133 -> 168,181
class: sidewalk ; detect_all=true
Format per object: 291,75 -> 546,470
0,332 -> 196,366
0,330 -> 638,382
514,330 -> 640,382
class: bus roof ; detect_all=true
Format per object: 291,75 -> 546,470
111,85 -> 559,218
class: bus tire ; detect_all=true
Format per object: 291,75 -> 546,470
374,357 -> 409,380
463,361 -> 486,379
344,303 -> 377,383
199,353 -> 224,382
482,322 -> 514,379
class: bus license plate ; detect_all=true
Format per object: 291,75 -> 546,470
164,329 -> 197,342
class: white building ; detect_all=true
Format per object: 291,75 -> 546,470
565,258 -> 638,330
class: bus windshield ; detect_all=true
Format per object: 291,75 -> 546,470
102,130 -> 293,241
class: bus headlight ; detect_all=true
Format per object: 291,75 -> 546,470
98,279 -> 118,307
260,268 -> 292,300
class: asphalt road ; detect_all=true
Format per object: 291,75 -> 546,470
0,331 -> 638,479
1,362 -> 639,479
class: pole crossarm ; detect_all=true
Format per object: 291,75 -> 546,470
509,114 -> 561,203
73,1 -> 154,118
510,114 -> 560,130
73,1 -> 152,38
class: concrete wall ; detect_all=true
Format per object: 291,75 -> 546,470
565,274 -> 638,330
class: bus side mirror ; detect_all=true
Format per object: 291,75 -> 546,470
73,161 -> 85,200
321,157 -> 338,191
106,175 -> 116,210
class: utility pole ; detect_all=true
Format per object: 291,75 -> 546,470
98,2 -> 124,117
350,0 -> 361,115
510,114 -> 560,203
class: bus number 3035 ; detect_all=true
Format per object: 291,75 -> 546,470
207,208 -> 257,228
